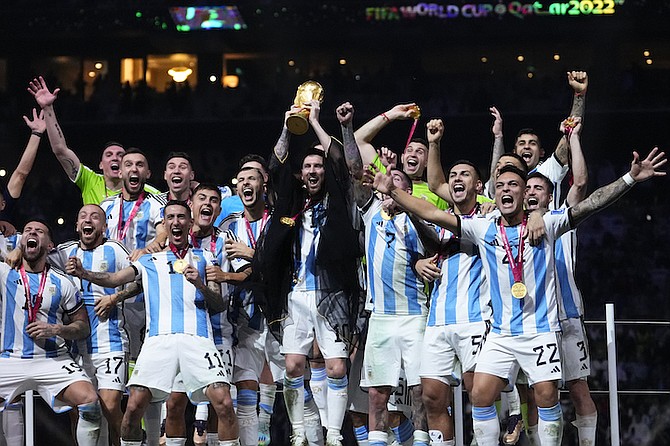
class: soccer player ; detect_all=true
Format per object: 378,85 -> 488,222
413,119 -> 491,446
338,101 -> 430,446
99,148 -> 165,252
48,204 -> 134,446
27,76 -> 160,205
159,152 -> 196,203
218,167 -> 272,446
354,103 -> 448,210
67,200 -> 240,446
525,117 -> 598,445
485,71 -> 588,207
366,146 -> 666,446
256,101 -> 362,446
0,219 -> 102,446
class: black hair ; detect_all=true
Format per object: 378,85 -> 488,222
527,172 -> 555,194
122,147 -> 149,161
407,137 -> 428,149
301,147 -> 326,164
448,159 -> 482,181
165,151 -> 193,168
164,200 -> 192,218
103,141 -> 125,151
238,154 -> 269,173
515,128 -> 542,148
498,165 -> 527,182
497,152 -> 529,174
24,218 -> 54,242
389,167 -> 413,191
192,183 -> 222,200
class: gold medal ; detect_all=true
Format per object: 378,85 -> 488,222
173,259 -> 188,274
511,282 -> 527,299
280,216 -> 295,227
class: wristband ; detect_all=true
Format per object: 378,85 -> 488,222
574,90 -> 586,97
622,172 -> 636,186
31,130 -> 44,138
380,113 -> 390,122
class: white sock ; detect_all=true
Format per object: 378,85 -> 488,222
507,387 -> 521,415
526,424 -> 540,446
2,402 -> 24,446
412,430 -> 430,446
309,366 -> 328,426
325,375 -> 348,439
369,430 -> 388,446
121,441 -> 143,446
304,392 -> 324,446
573,412 -> 597,446
472,405 -> 499,446
206,432 -> 219,446
144,401 -> 163,446
236,389 -> 259,446
165,439 -> 187,446
76,402 -> 102,446
537,404 -> 563,446
195,402 -> 210,421
284,373 -> 306,434
218,439 -> 241,446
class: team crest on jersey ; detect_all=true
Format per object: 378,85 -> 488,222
98,260 -> 109,272
48,284 -> 57,295
136,211 -> 144,220
193,255 -> 200,262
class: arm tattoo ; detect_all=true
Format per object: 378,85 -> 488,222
342,123 -> 363,178
272,127 -> 291,165
570,178 -> 630,226
570,95 -> 586,118
554,136 -> 569,166
117,282 -> 142,302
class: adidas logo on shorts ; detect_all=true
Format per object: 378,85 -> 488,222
217,370 -> 225,377
113,377 -> 122,384
581,364 -> 589,371
551,366 -> 561,374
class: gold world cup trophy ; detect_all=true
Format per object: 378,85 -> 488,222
286,80 -> 325,135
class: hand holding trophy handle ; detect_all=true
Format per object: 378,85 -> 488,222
286,80 -> 325,135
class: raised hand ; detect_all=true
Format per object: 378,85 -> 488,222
386,103 -> 419,121
27,76 -> 60,109
630,148 -> 667,183
426,118 -> 444,144
66,256 -> 85,278
490,106 -> 503,138
336,102 -> 354,125
559,116 -> 582,136
567,71 -> 588,95
305,99 -> 321,126
23,108 -> 46,133
379,146 -> 398,169
362,164 -> 395,195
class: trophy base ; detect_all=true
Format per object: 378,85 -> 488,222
286,115 -> 309,135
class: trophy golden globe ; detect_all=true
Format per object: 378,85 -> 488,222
286,80 -> 325,135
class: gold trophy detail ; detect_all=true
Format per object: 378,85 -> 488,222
286,81 -> 325,135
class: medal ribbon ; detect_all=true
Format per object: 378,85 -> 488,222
190,230 -> 217,254
169,242 -> 189,259
404,118 -> 419,151
244,208 -> 269,249
498,213 -> 527,284
20,264 -> 49,324
117,192 -> 146,241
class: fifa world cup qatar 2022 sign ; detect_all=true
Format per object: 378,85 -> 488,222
365,0 -> 624,20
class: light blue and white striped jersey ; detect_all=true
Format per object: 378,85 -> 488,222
0,263 -> 82,359
292,201 -> 327,292
191,229 -> 234,348
533,155 -> 569,210
460,209 -> 571,336
218,211 -> 263,329
429,215 -> 491,326
555,228 -> 583,320
100,193 -> 166,251
49,239 -> 131,355
0,233 -> 20,260
132,248 -> 217,339
362,198 -> 428,316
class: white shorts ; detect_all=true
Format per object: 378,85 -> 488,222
264,325 -> 285,383
474,332 -> 563,386
79,351 -> 128,392
0,355 -> 91,413
361,313 -> 426,388
420,321 -> 487,384
128,334 -> 231,403
281,290 -> 348,359
560,317 -> 591,382
233,318 -> 265,383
